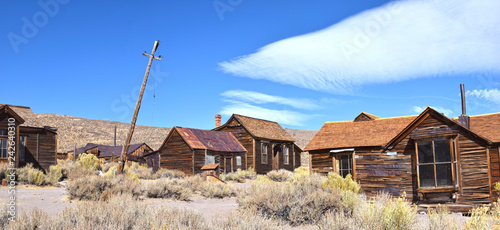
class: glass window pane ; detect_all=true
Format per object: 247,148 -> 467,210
434,140 -> 451,162
0,139 -> 6,158
19,136 -> 26,162
236,156 -> 241,166
338,155 -> 352,178
419,165 -> 435,187
0,129 -> 7,136
418,141 -> 433,163
436,164 -> 453,186
205,155 -> 215,164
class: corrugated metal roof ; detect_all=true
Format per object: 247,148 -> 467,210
175,127 -> 246,153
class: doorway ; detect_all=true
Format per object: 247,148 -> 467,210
273,144 -> 281,170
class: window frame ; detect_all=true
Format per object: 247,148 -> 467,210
331,151 -> 355,179
19,136 -> 26,162
284,146 -> 289,165
0,138 -> 7,159
236,156 -> 242,166
262,143 -> 268,164
415,138 -> 456,189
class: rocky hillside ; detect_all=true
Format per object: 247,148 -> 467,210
36,114 -> 317,153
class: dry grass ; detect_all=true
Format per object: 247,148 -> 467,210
266,169 -> 294,182
201,182 -> 238,199
66,174 -> 141,201
153,168 -> 186,179
145,178 -> 192,201
220,168 -> 257,183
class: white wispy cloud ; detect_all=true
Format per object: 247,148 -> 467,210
466,89 -> 500,105
220,101 -> 314,126
221,90 -> 321,110
219,0 -> 500,94
412,106 -> 455,117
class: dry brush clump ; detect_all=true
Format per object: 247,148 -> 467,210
67,174 -> 141,201
145,178 -> 193,201
153,167 -> 186,179
15,163 -> 63,186
201,182 -> 238,199
220,168 -> 257,183
266,169 -> 294,182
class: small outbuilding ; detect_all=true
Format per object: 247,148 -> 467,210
158,127 -> 247,175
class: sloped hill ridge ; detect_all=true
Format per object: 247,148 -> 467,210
36,114 -> 171,153
36,114 -> 318,153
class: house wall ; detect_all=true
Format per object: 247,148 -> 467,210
20,127 -> 57,173
217,118 -> 253,170
159,131 -> 194,175
294,145 -> 302,170
309,150 -> 334,174
491,146 -> 500,200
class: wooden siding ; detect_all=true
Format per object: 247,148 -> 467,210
310,150 -> 334,175
159,131 -> 194,175
491,146 -> 500,200
217,120 -> 253,170
457,136 -> 490,205
19,128 -> 57,173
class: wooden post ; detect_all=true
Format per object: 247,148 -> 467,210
73,143 -> 76,162
117,40 -> 161,174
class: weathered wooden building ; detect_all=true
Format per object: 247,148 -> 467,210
67,142 -> 152,165
305,107 -> 500,212
214,114 -> 301,174
158,127 -> 247,175
0,104 -> 57,172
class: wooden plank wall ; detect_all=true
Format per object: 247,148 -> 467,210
310,150 -> 334,175
491,146 -> 500,200
159,131 -> 194,175
294,144 -> 302,170
37,130 -> 57,172
218,120 -> 253,170
458,136 -> 490,205
356,145 -> 413,198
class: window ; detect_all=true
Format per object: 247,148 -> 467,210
236,156 -> 241,166
417,139 -> 453,188
0,139 -> 6,158
338,154 -> 352,178
205,155 -> 215,165
262,143 -> 268,164
284,146 -> 289,165
0,129 -> 7,136
19,136 -> 26,162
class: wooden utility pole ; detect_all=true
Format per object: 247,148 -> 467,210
117,40 -> 161,174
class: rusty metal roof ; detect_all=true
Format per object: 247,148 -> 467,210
201,163 -> 220,170
175,127 -> 246,153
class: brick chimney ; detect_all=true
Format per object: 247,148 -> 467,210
458,84 -> 470,129
215,114 -> 222,128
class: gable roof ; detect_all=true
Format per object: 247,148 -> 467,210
0,104 -> 25,124
305,115 -> 417,151
98,143 -> 147,158
168,127 -> 246,153
467,113 -> 500,144
385,107 -> 492,150
0,104 -> 43,127
216,114 -> 295,142
354,112 -> 381,122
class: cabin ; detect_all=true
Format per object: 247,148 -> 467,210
214,114 -> 301,174
138,150 -> 160,172
158,127 -> 247,175
0,104 -> 57,172
305,107 -> 500,212
67,143 -> 153,166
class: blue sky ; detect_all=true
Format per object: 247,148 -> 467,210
1,0 -> 499,130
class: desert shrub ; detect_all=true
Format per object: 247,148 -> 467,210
0,206 -> 10,229
67,164 -> 97,180
3,208 -> 51,230
145,178 -> 192,201
293,166 -> 310,181
209,210 -> 282,230
67,174 -> 141,201
464,204 -> 490,230
77,153 -> 99,170
426,205 -> 459,230
254,174 -> 274,183
100,161 -> 117,173
44,165 -> 62,186
381,192 -> 416,230
128,162 -> 154,179
57,159 -> 76,179
323,172 -> 360,193
153,168 -> 185,179
134,207 -> 208,230
201,182 -> 238,198
353,193 -> 391,229
238,175 -> 341,225
244,167 -> 257,179
266,169 -> 294,182
0,163 -> 9,180
317,210 -> 356,230
17,163 -> 44,186
183,175 -> 205,192
221,169 -> 247,183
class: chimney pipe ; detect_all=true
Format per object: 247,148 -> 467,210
215,114 -> 222,128
114,125 -> 117,147
458,84 -> 470,129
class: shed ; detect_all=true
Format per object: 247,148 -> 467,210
158,127 -> 247,175
0,104 -> 58,173
305,107 -> 500,212
214,114 -> 301,174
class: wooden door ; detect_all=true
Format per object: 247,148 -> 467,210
225,157 -> 233,173
273,145 -> 280,170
